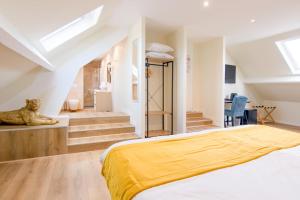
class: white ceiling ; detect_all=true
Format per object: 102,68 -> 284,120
1,0 -> 300,47
104,0 -> 300,44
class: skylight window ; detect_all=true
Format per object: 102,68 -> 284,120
40,6 -> 103,51
276,38 -> 300,74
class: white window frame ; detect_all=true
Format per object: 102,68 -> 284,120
276,37 -> 300,74
40,6 -> 103,52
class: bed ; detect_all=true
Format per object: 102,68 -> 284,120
100,125 -> 300,200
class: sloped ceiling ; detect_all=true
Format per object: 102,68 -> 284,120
0,43 -> 38,90
0,26 -> 128,114
228,29 -> 300,79
1,0 -> 300,62
0,0 -> 128,114
228,29 -> 300,102
0,0 -> 121,61
252,83 -> 300,102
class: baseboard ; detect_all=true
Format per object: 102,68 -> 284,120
273,120 -> 300,128
273,122 -> 300,128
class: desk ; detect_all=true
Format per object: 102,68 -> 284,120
243,109 -> 258,125
224,98 -> 257,125
225,99 -> 251,104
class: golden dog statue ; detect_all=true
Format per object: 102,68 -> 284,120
0,99 -> 59,126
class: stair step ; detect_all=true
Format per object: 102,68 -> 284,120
68,133 -> 138,153
186,117 -> 204,121
187,118 -> 213,126
187,125 -> 218,133
68,112 -> 130,126
69,123 -> 135,138
186,112 -> 203,118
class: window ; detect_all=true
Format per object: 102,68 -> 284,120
276,38 -> 300,74
40,6 -> 103,51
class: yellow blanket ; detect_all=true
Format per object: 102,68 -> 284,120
102,125 -> 300,200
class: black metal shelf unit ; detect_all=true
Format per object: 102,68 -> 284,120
145,58 -> 174,138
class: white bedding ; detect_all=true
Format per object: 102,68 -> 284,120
101,126 -> 300,200
145,51 -> 174,60
146,42 -> 174,53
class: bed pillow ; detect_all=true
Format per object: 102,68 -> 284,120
146,52 -> 174,60
146,42 -> 174,53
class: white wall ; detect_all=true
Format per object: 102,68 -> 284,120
194,38 -> 225,127
0,26 -> 127,116
111,18 -> 145,137
228,29 -> 300,126
225,53 -> 262,105
224,53 -> 246,98
0,14 -> 54,71
263,100 -> 300,126
186,40 -> 195,112
250,83 -> 300,126
146,29 -> 169,44
66,68 -> 84,110
0,44 -> 37,91
167,28 -> 187,133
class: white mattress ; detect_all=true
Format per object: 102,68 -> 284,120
101,126 -> 300,200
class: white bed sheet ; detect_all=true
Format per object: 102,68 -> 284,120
101,126 -> 300,200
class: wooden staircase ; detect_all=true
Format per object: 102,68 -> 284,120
186,112 -> 217,132
67,112 -> 138,153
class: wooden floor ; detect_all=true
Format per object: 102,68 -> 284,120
266,123 -> 300,132
147,130 -> 172,137
0,151 -> 111,200
1,123 -> 300,200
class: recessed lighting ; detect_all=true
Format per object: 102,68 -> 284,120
250,19 -> 256,23
203,1 -> 210,8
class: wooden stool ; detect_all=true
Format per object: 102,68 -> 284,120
253,105 -> 276,124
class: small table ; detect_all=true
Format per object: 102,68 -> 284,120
94,90 -> 112,112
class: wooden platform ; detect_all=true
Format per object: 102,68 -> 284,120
0,117 -> 68,162
68,112 -> 130,126
68,133 -> 138,153
69,123 -> 135,138
65,111 -> 138,153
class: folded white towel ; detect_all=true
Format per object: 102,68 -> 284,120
146,42 -> 174,53
146,52 -> 174,60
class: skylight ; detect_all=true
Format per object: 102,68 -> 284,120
40,6 -> 103,51
276,38 -> 300,74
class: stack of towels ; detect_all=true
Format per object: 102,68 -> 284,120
146,42 -> 175,60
